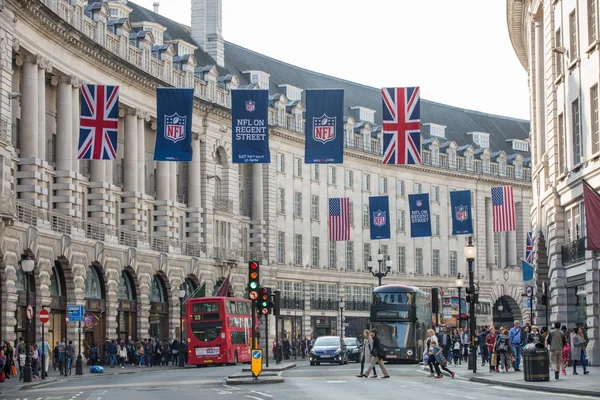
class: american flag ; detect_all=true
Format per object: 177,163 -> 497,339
381,87 -> 421,165
329,198 -> 350,241
78,84 -> 119,160
525,232 -> 534,264
491,186 -> 515,232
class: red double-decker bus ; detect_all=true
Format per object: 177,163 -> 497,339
186,297 -> 254,366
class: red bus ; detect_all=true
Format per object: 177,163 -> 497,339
186,296 -> 254,366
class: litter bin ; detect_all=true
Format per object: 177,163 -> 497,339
522,343 -> 550,382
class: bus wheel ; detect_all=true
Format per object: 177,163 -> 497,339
233,352 -> 238,365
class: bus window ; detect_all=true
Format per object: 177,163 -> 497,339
231,331 -> 246,345
193,302 -> 219,313
374,292 -> 414,305
191,322 -> 222,341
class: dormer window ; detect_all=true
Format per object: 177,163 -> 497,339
468,132 -> 490,148
244,71 -> 270,90
278,84 -> 302,101
427,123 -> 446,138
350,107 -> 375,123
511,139 -> 529,152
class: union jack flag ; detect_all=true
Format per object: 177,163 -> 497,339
525,232 -> 534,264
78,84 -> 119,160
381,87 -> 421,165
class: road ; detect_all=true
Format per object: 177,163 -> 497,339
1,361 -> 596,400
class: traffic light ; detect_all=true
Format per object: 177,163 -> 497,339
248,261 -> 260,301
259,287 -> 271,315
272,289 -> 281,316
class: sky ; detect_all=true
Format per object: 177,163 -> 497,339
134,0 -> 531,121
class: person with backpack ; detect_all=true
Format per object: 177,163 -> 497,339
360,328 -> 390,378
494,328 -> 512,373
546,321 -> 566,380
89,342 -> 100,366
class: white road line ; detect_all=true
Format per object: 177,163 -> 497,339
465,397 -> 477,400
326,380 -> 347,383
222,384 -> 240,391
249,390 -> 273,398
245,396 -> 264,400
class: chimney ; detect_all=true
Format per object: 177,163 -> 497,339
191,0 -> 224,67
153,2 -> 160,13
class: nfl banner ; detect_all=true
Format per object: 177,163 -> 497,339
449,190 -> 473,235
304,89 -> 344,164
154,88 -> 194,161
408,193 -> 431,238
369,196 -> 391,240
231,90 -> 270,163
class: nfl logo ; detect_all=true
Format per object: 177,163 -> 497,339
373,210 -> 386,227
455,205 -> 468,222
312,114 -> 336,144
246,101 -> 255,112
416,200 -> 422,207
164,113 -> 187,143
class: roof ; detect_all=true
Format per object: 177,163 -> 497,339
126,1 -> 530,156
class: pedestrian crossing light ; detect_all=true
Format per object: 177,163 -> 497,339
260,287 -> 271,315
248,261 -> 260,301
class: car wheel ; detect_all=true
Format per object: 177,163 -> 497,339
338,357 -> 344,365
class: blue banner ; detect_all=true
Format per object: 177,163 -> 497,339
369,196 -> 391,240
232,90 -> 270,163
409,193 -> 431,238
305,89 -> 344,163
450,190 -> 473,235
154,88 -> 194,161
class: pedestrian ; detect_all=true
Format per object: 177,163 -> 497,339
508,320 -> 525,371
546,321 -> 565,380
137,342 -> 145,368
494,328 -> 512,373
527,326 -> 542,344
486,326 -> 498,372
52,342 -> 59,371
89,342 -> 100,366
561,326 -> 570,375
425,329 -> 438,377
119,340 -> 127,368
571,326 -> 589,375
66,341 -> 75,375
3,341 -> 13,380
57,338 -> 65,375
432,339 -> 455,379
31,343 -> 39,379
450,328 -> 461,365
439,326 -> 451,361
361,329 -> 389,378
478,327 -> 488,366
38,336 -> 50,377
461,328 -> 470,363
356,330 -> 377,378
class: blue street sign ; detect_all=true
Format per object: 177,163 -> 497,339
252,350 -> 261,359
67,305 -> 85,322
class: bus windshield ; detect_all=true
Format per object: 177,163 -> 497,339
372,321 -> 415,350
191,321 -> 222,342
373,292 -> 414,305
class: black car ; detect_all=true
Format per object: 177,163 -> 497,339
344,337 -> 360,362
309,336 -> 348,365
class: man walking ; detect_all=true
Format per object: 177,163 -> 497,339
478,327 -> 488,366
439,327 -> 451,361
509,320 -> 526,371
546,321 -> 565,380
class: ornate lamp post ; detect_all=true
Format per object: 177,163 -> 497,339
455,273 -> 464,330
339,298 -> 345,338
178,284 -> 186,368
21,257 -> 35,383
368,249 -> 392,287
463,237 -> 477,373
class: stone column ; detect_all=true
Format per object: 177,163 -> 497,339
186,133 -> 203,246
169,162 -> 177,201
124,109 -> 138,192
507,231 -> 517,267
37,63 -> 47,160
486,198 -> 494,267
71,80 -> 81,174
500,232 -> 507,268
156,162 -> 170,200
534,21 -> 545,161
137,112 -> 146,194
55,76 -> 73,172
249,163 -> 265,259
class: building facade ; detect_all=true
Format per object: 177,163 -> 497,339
508,0 -> 600,363
0,0 -> 532,357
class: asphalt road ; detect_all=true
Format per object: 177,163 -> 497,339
1,362 -> 597,400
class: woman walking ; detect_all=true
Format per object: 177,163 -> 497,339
432,339 -> 455,379
361,329 -> 389,379
451,328 -> 461,365
425,329 -> 438,377
486,326 -> 498,372
527,326 -> 542,344
561,326 -> 570,376
3,342 -> 13,379
572,326 -> 589,375
494,328 -> 512,373
356,330 -> 377,378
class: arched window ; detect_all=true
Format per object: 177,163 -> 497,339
214,176 -> 222,197
150,275 -> 166,303
85,266 -> 103,300
184,278 -> 197,298
117,271 -> 135,301
50,265 -> 63,296
15,268 -> 25,292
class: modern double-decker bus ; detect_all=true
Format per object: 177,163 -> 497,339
186,297 -> 254,366
370,285 -> 431,363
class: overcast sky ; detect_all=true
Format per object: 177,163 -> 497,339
134,0 -> 530,121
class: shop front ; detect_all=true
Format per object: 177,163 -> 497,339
149,274 -> 169,340
343,316 -> 370,338
117,269 -> 137,341
15,265 -> 36,345
311,316 -> 337,338
49,262 -> 67,347
83,264 -> 106,362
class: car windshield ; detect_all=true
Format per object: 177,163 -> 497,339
343,338 -> 357,346
314,337 -> 340,346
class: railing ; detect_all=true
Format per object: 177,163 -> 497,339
182,241 -> 207,258
151,59 -> 163,78
281,298 -> 304,310
213,246 -> 239,261
344,300 -> 371,312
172,70 -> 185,88
561,237 -> 586,266
310,298 -> 339,311
106,34 -> 119,55
58,0 -> 72,24
127,47 -> 141,66
213,197 -> 234,213
82,17 -> 96,42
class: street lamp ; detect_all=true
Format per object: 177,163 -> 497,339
21,257 -> 35,383
497,303 -> 504,327
368,249 -> 392,287
339,298 -> 345,338
455,273 -> 464,330
463,236 -> 477,373
178,284 -> 186,368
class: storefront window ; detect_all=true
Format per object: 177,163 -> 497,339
150,276 -> 166,303
117,272 -> 134,300
85,267 -> 103,299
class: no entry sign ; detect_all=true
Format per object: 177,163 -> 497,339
39,309 -> 50,324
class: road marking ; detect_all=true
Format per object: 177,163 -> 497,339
249,391 -> 273,398
245,396 -> 264,400
447,394 -> 458,397
222,384 -> 240,391
465,397 -> 477,400
326,380 -> 347,383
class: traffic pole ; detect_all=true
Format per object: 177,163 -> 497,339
41,321 -> 45,379
265,313 -> 269,368
251,300 -> 256,350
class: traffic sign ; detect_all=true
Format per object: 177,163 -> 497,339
526,286 -> 533,298
26,304 -> 33,321
39,309 -> 50,324
67,305 -> 85,322
440,290 -> 444,296
251,349 -> 262,378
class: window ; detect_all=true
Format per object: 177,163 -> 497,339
415,248 -> 423,274
328,166 -> 336,185
294,192 -> 302,217
429,123 -> 446,138
573,99 -> 581,164
349,201 -> 354,226
472,132 -> 490,148
494,232 -> 500,266
512,140 -> 529,151
432,249 -> 440,275
397,180 -> 405,196
311,195 -> 319,220
592,85 -> 599,154
294,157 -> 302,177
558,113 -> 566,172
556,28 -> 564,76
329,241 -> 337,268
363,243 -> 371,271
397,246 -> 406,273
433,214 -> 440,235
363,204 -> 370,228
397,210 -> 405,232
277,231 -> 285,264
449,250 -> 457,276
278,188 -> 285,213
483,158 -> 490,173
311,164 -> 320,181
466,155 -> 474,170
249,71 -> 270,90
345,170 -> 354,188
431,185 -> 440,202
277,153 -> 285,172
362,174 -> 371,191
499,160 -> 506,176
570,10 -> 579,60
311,236 -> 320,267
381,244 -> 389,259
379,177 -> 387,194
346,241 -> 354,270
294,234 -> 303,265
414,182 -> 422,194
589,0 -> 598,44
